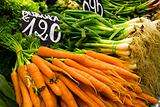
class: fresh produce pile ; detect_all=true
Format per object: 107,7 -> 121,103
0,0 -> 160,107
0,32 -> 158,107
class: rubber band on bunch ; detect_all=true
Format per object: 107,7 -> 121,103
112,42 -> 117,54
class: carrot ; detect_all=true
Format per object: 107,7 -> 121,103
64,59 -> 115,86
18,65 -> 41,107
42,59 -> 73,79
17,65 -> 28,86
128,91 -> 138,98
52,58 -> 92,86
27,63 -> 54,107
115,102 -> 129,107
109,101 -> 118,107
140,93 -> 158,104
48,89 -> 57,107
60,100 -> 68,107
11,71 -> 22,106
26,63 -> 45,89
56,79 -> 78,107
120,96 -> 133,106
66,67 -> 121,103
58,74 -> 100,107
102,69 -> 124,80
41,100 -> 46,107
85,50 -> 130,70
103,101 -> 114,107
42,58 -> 63,71
102,100 -> 113,107
97,60 -> 139,80
38,47 -> 138,79
43,75 -> 62,96
19,77 -> 32,107
89,68 -> 106,76
76,56 -> 139,80
84,54 -> 96,61
38,46 -> 83,61
103,99 -> 118,107
132,99 -> 148,107
76,98 -> 89,107
127,80 -> 142,94
28,85 -> 41,107
31,55 -> 55,79
108,75 -> 131,89
79,84 -> 106,107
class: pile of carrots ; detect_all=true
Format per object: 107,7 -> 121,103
11,46 -> 158,107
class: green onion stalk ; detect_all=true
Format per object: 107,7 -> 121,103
102,0 -> 159,19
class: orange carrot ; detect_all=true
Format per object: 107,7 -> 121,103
65,67 -> 121,103
85,50 -> 129,70
27,63 -> 54,107
132,99 -> 148,107
102,69 -> 124,79
79,84 -> 106,107
17,65 -> 28,86
52,58 -> 92,86
56,79 -> 78,107
58,74 -> 100,107
37,47 -> 138,79
64,59 -> 115,86
110,75 -> 133,90
103,100 -> 113,107
41,100 -> 46,107
43,75 -> 62,96
19,77 -> 32,107
48,89 -> 57,107
89,68 -> 106,76
140,93 -> 158,104
97,60 -> 139,80
41,58 -> 63,72
76,56 -> 139,80
127,80 -> 142,94
109,101 -> 118,107
11,71 -> 22,106
31,55 -> 55,79
128,91 -> 138,98
76,98 -> 89,107
28,85 -> 41,107
38,46 -> 83,61
115,102 -> 128,107
84,54 -> 96,61
18,65 -> 41,107
120,96 -> 133,106
60,100 -> 68,107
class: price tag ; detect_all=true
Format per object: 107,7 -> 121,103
22,10 -> 61,44
82,0 -> 103,16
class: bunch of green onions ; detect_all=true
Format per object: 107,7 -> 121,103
102,0 -> 159,18
48,10 -> 160,58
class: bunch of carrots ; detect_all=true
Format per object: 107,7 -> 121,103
11,46 -> 158,107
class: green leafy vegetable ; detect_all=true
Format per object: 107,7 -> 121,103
0,74 -> 16,101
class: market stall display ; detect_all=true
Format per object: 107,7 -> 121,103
0,0 -> 160,107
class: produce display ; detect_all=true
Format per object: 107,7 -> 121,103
0,0 -> 160,107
